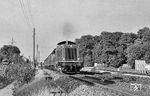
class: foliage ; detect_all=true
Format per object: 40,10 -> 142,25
75,35 -> 97,66
0,45 -> 35,91
119,33 -> 137,47
0,45 -> 20,63
109,54 -> 126,68
92,43 -> 103,63
75,27 -> 150,68
92,32 -> 125,67
137,27 -> 150,42
0,45 -> 21,72
127,41 -> 150,68
6,59 -> 35,82
127,44 -> 143,68
6,56 -> 35,95
141,42 -> 150,63
13,78 -> 55,96
0,45 -> 20,55
83,53 -> 93,67
101,31 -> 123,42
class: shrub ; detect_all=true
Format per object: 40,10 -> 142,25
12,68 -> 36,95
5,56 -> 36,94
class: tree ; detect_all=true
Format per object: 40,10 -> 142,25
0,45 -> 20,64
137,27 -> 150,40
119,33 -> 137,47
93,35 -> 102,44
76,35 -> 96,51
126,44 -> 144,68
92,43 -> 103,63
75,35 -> 96,66
141,42 -> 150,63
0,45 -> 20,55
75,27 -> 150,69
83,50 -> 93,67
92,32 -> 125,68
109,53 -> 126,68
101,31 -> 123,42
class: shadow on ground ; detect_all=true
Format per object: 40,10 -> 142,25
84,76 -> 115,85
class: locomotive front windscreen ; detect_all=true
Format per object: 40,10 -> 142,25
65,47 -> 77,60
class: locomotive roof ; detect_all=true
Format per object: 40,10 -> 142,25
57,41 -> 76,45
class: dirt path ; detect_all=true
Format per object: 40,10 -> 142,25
0,83 -> 14,96
0,69 -> 44,96
35,69 -> 45,79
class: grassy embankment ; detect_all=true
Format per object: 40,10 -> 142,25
13,71 -> 83,96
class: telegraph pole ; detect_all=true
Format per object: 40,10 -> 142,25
10,38 -> 16,45
33,28 -> 36,68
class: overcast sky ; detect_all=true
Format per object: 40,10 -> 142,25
0,0 -> 150,61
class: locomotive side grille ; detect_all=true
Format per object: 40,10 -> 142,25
65,48 -> 77,60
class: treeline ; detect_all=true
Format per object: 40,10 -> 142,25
75,27 -> 150,69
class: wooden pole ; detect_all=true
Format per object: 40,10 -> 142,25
33,28 -> 36,68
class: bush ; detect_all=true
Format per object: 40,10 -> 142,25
0,45 -> 35,93
12,68 -> 36,95
13,78 -> 55,96
23,69 -> 36,83
0,76 -> 12,89
4,56 -> 36,95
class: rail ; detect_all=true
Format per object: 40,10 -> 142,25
69,75 -> 138,96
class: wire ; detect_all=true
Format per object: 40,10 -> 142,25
27,0 -> 35,27
18,0 -> 31,29
18,0 -> 34,30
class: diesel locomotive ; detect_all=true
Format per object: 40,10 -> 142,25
44,41 -> 82,73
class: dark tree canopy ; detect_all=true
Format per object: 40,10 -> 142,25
75,35 -> 99,66
0,45 -> 21,63
75,27 -> 150,68
0,45 -> 20,55
137,27 -> 150,39
119,33 -> 137,46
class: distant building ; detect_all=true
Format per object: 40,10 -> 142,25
135,60 -> 149,73
94,63 -> 104,67
122,64 -> 131,69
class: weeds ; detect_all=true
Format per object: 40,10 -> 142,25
13,77 -> 56,96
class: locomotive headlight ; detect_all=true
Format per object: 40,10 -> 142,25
63,58 -> 65,60
77,58 -> 80,60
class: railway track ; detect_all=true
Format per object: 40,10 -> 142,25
43,68 -> 150,96
44,65 -> 150,78
69,75 -> 138,96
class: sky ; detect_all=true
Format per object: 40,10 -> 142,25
0,0 -> 150,61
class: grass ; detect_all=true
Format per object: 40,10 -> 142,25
0,76 -> 13,89
13,77 -> 57,96
54,76 -> 83,93
13,75 -> 83,96
93,73 -> 150,96
31,89 -> 51,96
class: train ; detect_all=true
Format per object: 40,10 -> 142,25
44,41 -> 83,73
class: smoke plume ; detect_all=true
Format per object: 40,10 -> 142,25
62,22 -> 75,39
